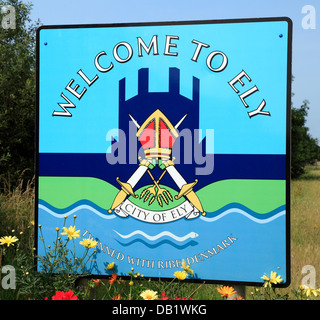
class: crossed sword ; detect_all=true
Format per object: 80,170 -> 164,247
108,114 -> 206,216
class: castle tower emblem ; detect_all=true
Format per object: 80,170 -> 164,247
107,67 -> 207,223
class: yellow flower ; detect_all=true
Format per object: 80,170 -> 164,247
181,259 -> 193,275
261,271 -> 283,288
0,235 -> 19,247
79,238 -> 98,248
174,270 -> 187,280
106,262 -> 115,270
61,225 -> 80,240
300,284 -> 320,297
217,285 -> 237,298
129,281 -> 134,286
140,289 -> 158,300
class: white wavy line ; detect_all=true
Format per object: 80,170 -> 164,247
113,230 -> 199,242
38,204 -> 115,219
200,209 -> 285,224
39,203 -> 285,224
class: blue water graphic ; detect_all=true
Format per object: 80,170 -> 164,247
37,200 -> 287,284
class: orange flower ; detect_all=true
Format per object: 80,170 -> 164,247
217,286 -> 237,298
234,296 -> 245,300
112,294 -> 122,300
92,279 -> 102,286
109,273 -> 117,285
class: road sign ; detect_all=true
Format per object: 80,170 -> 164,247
36,17 -> 292,286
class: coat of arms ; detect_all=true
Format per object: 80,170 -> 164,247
109,108 -> 205,222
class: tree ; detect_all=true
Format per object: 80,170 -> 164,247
0,0 -> 39,189
291,100 -> 320,178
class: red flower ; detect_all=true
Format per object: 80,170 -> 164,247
160,292 -> 169,300
174,296 -> 195,300
52,290 -> 78,300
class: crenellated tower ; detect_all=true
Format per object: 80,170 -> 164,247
107,67 -> 210,189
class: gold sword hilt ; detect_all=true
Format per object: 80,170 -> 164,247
108,177 -> 138,213
116,177 -> 138,198
175,179 -> 206,216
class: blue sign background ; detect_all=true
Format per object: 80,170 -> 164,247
38,20 -> 289,155
36,19 -> 291,286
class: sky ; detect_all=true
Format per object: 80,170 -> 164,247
26,0 -> 320,143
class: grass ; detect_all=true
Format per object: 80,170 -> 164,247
1,166 -> 320,300
246,164 -> 320,299
0,177 -> 35,251
286,164 -> 320,296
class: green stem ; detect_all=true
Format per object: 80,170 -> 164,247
82,250 -> 95,271
163,277 -> 176,294
129,275 -> 133,300
187,281 -> 206,299
83,283 -> 90,300
38,226 -> 47,255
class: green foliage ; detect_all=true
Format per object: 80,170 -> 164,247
291,100 -> 320,179
249,285 -> 289,300
0,0 -> 40,190
0,217 -> 97,299
82,271 -> 209,301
